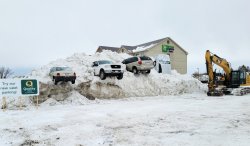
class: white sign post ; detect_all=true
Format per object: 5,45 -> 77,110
0,79 -> 39,110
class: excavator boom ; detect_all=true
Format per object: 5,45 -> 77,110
205,50 -> 226,96
205,50 -> 250,96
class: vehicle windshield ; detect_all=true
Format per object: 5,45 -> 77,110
156,55 -> 170,64
99,60 -> 113,65
57,67 -> 72,71
159,60 -> 170,64
140,56 -> 152,61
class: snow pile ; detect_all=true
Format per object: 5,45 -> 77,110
62,91 -> 99,105
31,51 -> 131,84
40,91 -> 98,107
29,51 -> 206,101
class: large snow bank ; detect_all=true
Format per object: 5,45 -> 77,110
29,51 -> 206,101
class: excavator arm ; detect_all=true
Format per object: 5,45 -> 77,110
205,50 -> 215,94
205,50 -> 232,96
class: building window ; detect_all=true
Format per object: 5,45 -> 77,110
167,40 -> 170,44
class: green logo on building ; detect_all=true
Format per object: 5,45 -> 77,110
162,45 -> 174,52
21,79 -> 38,95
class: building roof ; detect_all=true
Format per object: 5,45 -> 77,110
133,37 -> 188,55
121,45 -> 137,51
98,46 -> 120,52
130,37 -> 167,53
121,38 -> 166,51
167,37 -> 188,55
136,37 -> 166,47
97,37 -> 188,55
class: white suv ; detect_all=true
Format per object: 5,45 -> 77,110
92,60 -> 124,80
49,67 -> 76,85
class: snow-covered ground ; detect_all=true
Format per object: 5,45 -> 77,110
2,51 -> 248,146
1,93 -> 250,146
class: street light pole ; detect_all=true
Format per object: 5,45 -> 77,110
197,68 -> 199,80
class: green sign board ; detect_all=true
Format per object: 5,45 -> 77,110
162,45 -> 174,52
21,79 -> 38,95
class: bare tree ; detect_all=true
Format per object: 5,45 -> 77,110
0,67 -> 14,79
192,71 -> 199,78
238,65 -> 250,72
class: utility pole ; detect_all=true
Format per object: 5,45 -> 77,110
197,68 -> 200,80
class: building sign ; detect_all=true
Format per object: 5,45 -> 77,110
162,45 -> 174,53
0,79 -> 39,97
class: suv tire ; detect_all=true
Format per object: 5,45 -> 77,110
100,70 -> 106,80
153,61 -> 156,67
146,70 -> 151,74
71,80 -> 75,84
54,79 -> 59,85
159,64 -> 162,73
132,67 -> 138,74
117,73 -> 123,80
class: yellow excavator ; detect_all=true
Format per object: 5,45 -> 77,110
205,50 -> 250,96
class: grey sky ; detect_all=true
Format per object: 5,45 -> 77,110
0,0 -> 250,74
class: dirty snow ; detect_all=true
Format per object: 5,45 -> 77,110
1,94 -> 250,146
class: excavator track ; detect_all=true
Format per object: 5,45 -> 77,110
207,91 -> 223,96
232,87 -> 250,96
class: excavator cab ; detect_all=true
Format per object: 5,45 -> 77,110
228,70 -> 241,88
239,70 -> 246,85
229,70 -> 248,87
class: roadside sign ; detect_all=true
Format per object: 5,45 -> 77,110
0,79 -> 39,97
21,79 -> 38,95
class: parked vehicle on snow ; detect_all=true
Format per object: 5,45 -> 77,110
154,54 -> 171,74
49,67 -> 76,85
122,56 -> 154,74
199,74 -> 209,83
92,60 -> 124,80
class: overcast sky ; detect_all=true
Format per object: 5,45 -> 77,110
0,0 -> 250,74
